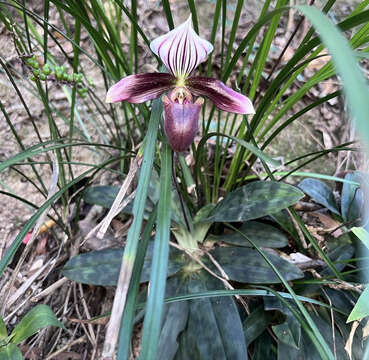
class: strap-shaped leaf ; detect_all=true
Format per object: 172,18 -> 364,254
205,181 -> 304,223
10,305 -> 64,345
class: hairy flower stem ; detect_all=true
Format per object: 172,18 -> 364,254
171,151 -> 191,232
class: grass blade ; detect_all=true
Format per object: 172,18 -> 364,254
102,99 -> 162,359
139,144 -> 172,360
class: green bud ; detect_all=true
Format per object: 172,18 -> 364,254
87,78 -> 94,87
30,75 -> 37,81
39,74 -> 47,81
62,72 -> 69,80
67,74 -> 73,82
33,69 -> 40,76
55,70 -> 63,80
42,63 -> 51,75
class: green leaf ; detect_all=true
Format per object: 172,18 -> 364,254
351,227 -> 369,250
321,244 -> 354,276
117,207 -> 158,360
211,221 -> 288,248
341,172 -> 364,224
83,185 -> 154,219
277,312 -> 348,360
295,5 -> 369,153
265,297 -> 300,349
177,274 -> 247,360
0,318 -> 7,340
0,344 -> 23,360
253,332 -> 276,360
243,306 -> 273,346
348,286 -> 369,322
159,301 -> 189,360
206,181 -> 304,223
62,242 -> 184,286
209,247 -> 304,284
298,178 -> 340,215
139,143 -> 172,360
10,305 -> 64,345
158,277 -> 189,360
83,185 -> 119,208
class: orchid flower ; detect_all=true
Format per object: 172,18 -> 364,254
106,16 -> 255,152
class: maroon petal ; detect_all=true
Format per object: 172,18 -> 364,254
106,73 -> 175,104
186,76 -> 255,114
163,96 -> 203,152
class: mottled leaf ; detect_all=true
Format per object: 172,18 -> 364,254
212,221 -> 288,248
158,298 -> 189,360
206,181 -> 304,223
176,274 -> 247,360
209,247 -> 304,284
10,305 -> 64,345
298,178 -> 340,215
62,242 -> 184,286
253,332 -> 276,360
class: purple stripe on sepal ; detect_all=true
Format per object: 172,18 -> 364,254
163,96 -> 203,152
106,73 -> 175,104
187,77 -> 255,115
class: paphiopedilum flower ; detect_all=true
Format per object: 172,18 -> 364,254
106,16 -> 255,152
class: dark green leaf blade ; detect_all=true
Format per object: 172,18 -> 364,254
83,185 -> 119,208
243,306 -> 274,347
62,243 -> 184,286
341,172 -> 364,224
211,221 -> 288,248
178,274 -> 247,360
210,247 -> 304,284
206,181 -> 304,223
158,276 -> 190,360
298,178 -> 339,215
10,305 -> 64,345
